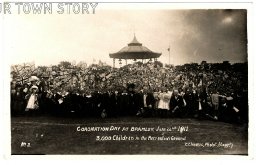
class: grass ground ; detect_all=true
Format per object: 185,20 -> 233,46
11,115 -> 248,155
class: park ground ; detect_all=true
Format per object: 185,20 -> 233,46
11,115 -> 248,155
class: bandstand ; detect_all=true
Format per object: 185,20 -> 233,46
109,35 -> 162,67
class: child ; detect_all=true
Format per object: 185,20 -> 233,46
25,85 -> 39,116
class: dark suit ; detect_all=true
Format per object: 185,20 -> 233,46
12,90 -> 25,116
134,92 -> 143,114
141,92 -> 155,117
90,92 -> 102,117
120,93 -> 130,116
128,92 -> 138,116
183,90 -> 197,117
169,94 -> 184,117
108,92 -> 119,117
39,90 -> 49,114
100,92 -> 111,117
51,93 -> 62,116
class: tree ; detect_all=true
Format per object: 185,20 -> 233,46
58,61 -> 72,69
11,62 -> 36,84
154,61 -> 163,67
37,66 -> 47,72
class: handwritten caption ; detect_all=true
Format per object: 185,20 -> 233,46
75,125 -> 234,149
77,125 -> 188,142
77,125 -> 189,133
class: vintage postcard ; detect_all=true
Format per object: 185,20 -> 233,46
1,0 -> 255,158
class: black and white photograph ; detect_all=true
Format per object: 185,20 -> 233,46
1,0 -> 254,157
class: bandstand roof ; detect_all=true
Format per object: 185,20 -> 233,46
109,36 -> 161,59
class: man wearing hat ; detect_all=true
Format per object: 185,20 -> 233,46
169,89 -> 184,117
38,73 -> 49,93
127,83 -> 137,116
50,88 -> 62,116
141,87 -> 155,117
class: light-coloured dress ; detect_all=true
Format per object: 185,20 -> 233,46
158,91 -> 172,110
26,94 -> 36,110
211,93 -> 219,110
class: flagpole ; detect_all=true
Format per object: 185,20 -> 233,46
168,44 -> 170,66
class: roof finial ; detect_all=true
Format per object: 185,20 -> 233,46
128,33 -> 142,46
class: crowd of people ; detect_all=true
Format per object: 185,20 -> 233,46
10,61 -> 248,124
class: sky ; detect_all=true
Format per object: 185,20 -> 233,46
3,4 -> 247,66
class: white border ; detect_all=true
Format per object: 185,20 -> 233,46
1,0 -> 255,162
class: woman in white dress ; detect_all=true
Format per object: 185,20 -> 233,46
158,87 -> 172,117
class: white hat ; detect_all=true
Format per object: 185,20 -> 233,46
30,85 -> 38,91
29,76 -> 39,82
